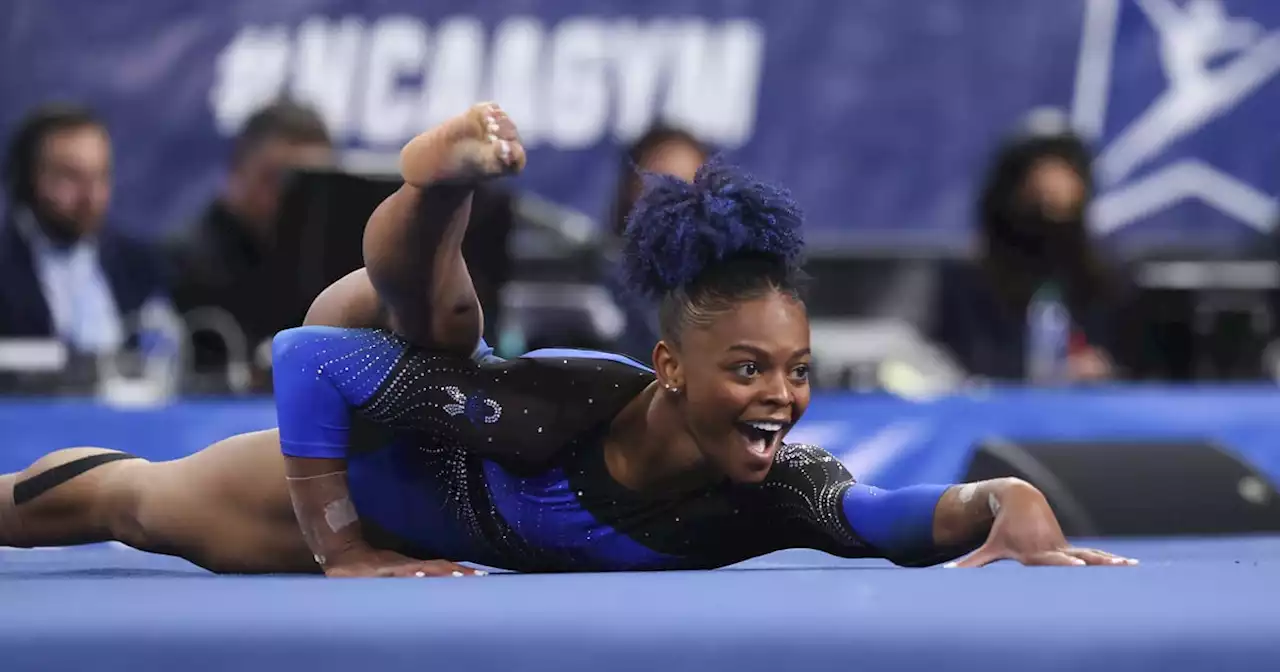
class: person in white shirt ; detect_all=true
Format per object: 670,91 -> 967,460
0,103 -> 168,355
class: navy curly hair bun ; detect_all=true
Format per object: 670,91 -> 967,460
621,157 -> 806,300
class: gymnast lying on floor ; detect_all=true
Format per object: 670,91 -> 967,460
0,103 -> 1136,577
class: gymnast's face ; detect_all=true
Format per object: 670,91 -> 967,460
667,290 -> 812,484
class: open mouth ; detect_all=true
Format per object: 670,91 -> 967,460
736,420 -> 787,457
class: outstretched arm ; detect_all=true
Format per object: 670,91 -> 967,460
762,445 -> 1136,568
361,103 -> 524,353
842,478 -> 1139,567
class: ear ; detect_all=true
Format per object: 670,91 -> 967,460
651,340 -> 683,394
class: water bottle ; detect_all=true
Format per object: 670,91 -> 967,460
136,298 -> 183,396
498,323 -> 527,358
1025,283 -> 1071,385
98,297 -> 183,407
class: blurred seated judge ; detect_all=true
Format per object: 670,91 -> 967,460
162,101 -> 333,383
0,103 -> 167,355
929,113 -> 1135,383
600,125 -> 708,362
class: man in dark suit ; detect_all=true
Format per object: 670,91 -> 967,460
160,101 -> 334,383
0,103 -> 167,354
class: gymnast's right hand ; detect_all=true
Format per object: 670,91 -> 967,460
323,549 -> 486,578
400,102 -> 527,187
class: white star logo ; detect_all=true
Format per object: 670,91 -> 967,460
1071,0 -> 1280,235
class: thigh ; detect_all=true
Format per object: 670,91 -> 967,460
140,429 -> 319,574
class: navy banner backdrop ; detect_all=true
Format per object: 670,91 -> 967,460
2,0 -> 1277,253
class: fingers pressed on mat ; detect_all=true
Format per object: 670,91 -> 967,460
1026,551 -> 1086,566
397,561 -> 487,578
945,546 -> 1003,568
1069,548 -> 1139,566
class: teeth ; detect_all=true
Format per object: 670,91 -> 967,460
747,421 -> 784,432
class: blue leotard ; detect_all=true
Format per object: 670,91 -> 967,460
272,326 -> 957,571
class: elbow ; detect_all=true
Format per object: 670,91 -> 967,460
271,326 -> 355,460
271,327 -> 311,369
270,326 -> 340,382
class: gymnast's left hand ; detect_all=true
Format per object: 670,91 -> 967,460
948,480 -> 1138,568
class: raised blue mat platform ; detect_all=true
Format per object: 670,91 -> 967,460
2,538 -> 1279,672
5,385 -> 1280,487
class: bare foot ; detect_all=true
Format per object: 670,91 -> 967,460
400,102 -> 527,187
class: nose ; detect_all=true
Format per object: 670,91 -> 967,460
760,370 -> 793,407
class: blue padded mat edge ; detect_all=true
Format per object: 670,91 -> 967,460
4,535 -> 1280,576
3,537 -> 1280,672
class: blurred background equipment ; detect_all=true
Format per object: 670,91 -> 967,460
964,438 -> 1280,536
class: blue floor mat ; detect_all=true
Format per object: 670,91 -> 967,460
4,537 -> 1279,672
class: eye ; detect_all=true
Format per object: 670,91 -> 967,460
733,362 -> 761,378
791,364 -> 810,382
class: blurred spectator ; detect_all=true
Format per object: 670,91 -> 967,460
0,103 -> 166,354
601,126 -> 708,362
928,115 -> 1136,382
162,101 -> 333,379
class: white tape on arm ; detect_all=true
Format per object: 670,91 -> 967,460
323,497 -> 359,533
